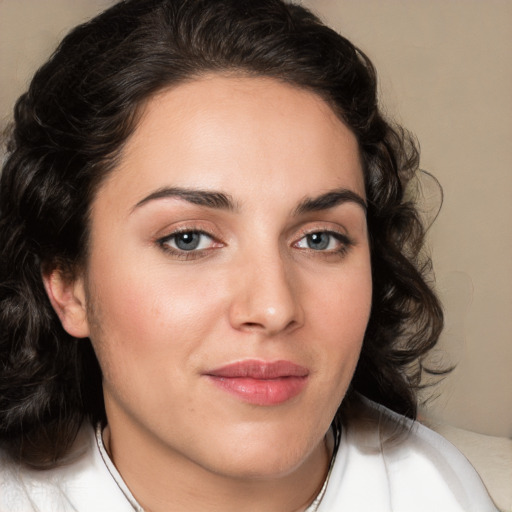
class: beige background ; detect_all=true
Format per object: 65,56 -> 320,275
1,0 -> 511,438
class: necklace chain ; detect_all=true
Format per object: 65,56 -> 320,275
96,422 -> 340,512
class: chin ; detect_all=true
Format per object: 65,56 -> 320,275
199,428 -> 324,481
208,453 -> 309,481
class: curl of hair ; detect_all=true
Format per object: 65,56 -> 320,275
0,0 -> 443,468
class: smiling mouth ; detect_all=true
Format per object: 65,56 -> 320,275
204,360 -> 309,406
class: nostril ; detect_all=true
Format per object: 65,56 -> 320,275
240,318 -> 299,333
241,321 -> 264,330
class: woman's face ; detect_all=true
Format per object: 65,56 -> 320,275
74,75 -> 371,480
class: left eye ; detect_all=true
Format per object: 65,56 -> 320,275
295,232 -> 344,251
161,231 -> 214,251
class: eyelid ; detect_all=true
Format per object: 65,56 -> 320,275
291,223 -> 352,243
294,231 -> 352,248
153,218 -> 225,243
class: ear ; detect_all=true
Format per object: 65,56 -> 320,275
42,268 -> 90,338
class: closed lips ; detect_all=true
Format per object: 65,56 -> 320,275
205,360 -> 309,379
205,360 -> 309,406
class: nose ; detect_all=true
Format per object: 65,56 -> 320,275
228,251 -> 304,336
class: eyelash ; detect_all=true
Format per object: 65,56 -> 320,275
156,227 -> 354,261
293,230 -> 354,257
157,229 -> 220,260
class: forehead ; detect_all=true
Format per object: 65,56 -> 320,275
95,74 -> 365,212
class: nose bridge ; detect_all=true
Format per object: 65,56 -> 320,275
229,244 -> 303,334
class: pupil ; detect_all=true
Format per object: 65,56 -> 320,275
176,232 -> 200,250
308,232 -> 329,250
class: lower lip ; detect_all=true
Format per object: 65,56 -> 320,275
207,376 -> 308,406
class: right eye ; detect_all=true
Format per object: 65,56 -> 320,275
157,230 -> 221,259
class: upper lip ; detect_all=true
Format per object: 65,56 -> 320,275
205,360 -> 309,379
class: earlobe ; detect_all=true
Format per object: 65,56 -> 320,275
42,269 -> 90,338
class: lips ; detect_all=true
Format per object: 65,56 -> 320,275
205,360 -> 309,406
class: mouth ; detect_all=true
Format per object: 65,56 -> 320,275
204,360 -> 309,406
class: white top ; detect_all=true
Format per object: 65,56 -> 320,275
0,397 -> 498,511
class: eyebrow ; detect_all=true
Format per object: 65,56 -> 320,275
132,186 -> 366,215
132,187 -> 237,212
294,188 -> 367,215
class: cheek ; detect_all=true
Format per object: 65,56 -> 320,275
313,258 -> 372,328
308,260 -> 372,374
84,259 -> 227,369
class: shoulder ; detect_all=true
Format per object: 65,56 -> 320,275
318,396 -> 498,512
0,425 -> 133,512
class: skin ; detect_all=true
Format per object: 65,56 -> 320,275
46,75 -> 372,512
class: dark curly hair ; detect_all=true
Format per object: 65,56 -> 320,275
0,0 -> 443,468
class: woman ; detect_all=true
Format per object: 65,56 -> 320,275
0,0 -> 497,510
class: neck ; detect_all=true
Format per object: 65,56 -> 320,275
102,422 -> 331,512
